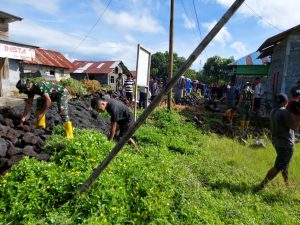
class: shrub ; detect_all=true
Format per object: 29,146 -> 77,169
81,79 -> 101,93
59,78 -> 87,96
0,109 -> 300,224
28,77 -> 46,83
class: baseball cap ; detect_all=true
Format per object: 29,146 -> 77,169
275,93 -> 288,104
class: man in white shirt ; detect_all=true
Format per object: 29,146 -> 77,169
124,74 -> 135,105
252,77 -> 264,115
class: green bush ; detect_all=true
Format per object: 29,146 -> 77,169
81,79 -> 101,93
0,109 -> 300,224
59,78 -> 88,96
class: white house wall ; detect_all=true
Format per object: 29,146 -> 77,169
9,59 -> 20,95
266,39 -> 287,99
286,34 -> 300,95
23,64 -> 70,81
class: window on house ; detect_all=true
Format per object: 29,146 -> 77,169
110,76 -> 115,84
59,69 -> 64,75
50,70 -> 55,76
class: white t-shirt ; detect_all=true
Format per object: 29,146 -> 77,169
253,83 -> 264,98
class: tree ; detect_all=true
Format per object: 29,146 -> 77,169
203,55 -> 234,83
150,51 -> 199,81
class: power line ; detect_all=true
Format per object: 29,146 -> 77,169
192,0 -> 204,41
180,0 -> 200,42
70,0 -> 113,56
244,1 -> 283,32
180,0 -> 208,68
192,0 -> 208,65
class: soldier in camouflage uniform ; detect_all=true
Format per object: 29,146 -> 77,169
237,82 -> 254,130
16,79 -> 73,138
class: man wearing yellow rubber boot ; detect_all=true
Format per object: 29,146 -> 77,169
16,79 -> 73,138
237,82 -> 254,131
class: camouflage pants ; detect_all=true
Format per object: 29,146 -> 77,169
36,89 -> 70,122
240,103 -> 251,121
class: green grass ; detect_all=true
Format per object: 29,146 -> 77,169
0,109 -> 300,224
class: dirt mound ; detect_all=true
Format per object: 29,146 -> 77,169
175,94 -> 203,107
0,95 -> 110,174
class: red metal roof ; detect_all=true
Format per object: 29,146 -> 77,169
71,60 -> 121,74
24,48 -> 73,69
130,70 -> 136,78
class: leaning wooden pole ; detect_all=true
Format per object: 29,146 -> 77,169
78,0 -> 245,194
167,0 -> 174,110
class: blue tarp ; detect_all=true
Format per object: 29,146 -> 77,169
228,51 -> 270,66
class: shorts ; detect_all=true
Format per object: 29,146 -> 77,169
115,113 -> 134,141
274,146 -> 294,172
240,103 -> 251,120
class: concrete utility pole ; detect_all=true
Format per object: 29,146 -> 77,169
78,0 -> 245,194
167,0 -> 174,110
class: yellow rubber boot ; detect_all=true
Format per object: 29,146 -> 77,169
64,121 -> 74,139
245,121 -> 250,129
35,113 -> 46,128
240,120 -> 245,130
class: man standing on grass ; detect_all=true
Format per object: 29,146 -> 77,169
124,74 -> 135,105
91,97 -> 140,153
252,77 -> 264,115
257,93 -> 300,190
237,82 -> 254,131
116,73 -> 124,96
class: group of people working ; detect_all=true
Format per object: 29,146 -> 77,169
16,79 -> 139,152
15,77 -> 300,190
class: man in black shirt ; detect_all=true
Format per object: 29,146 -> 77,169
91,97 -> 140,153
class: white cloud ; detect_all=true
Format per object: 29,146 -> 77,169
124,34 -> 136,43
230,41 -> 247,55
182,13 -> 196,30
9,20 -> 138,69
103,10 -> 165,33
90,0 -> 164,34
202,20 -> 232,45
14,0 -> 61,15
214,0 -> 300,30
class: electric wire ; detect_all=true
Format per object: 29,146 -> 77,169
180,0 -> 200,42
192,0 -> 208,66
244,1 -> 283,32
70,0 -> 113,56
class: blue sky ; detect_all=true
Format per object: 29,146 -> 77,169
2,0 -> 300,70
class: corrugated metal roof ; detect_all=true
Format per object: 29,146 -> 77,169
23,48 -> 73,69
257,24 -> 300,58
228,51 -> 270,66
130,70 -> 136,78
71,60 -> 121,74
0,39 -> 39,48
0,11 -> 22,23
